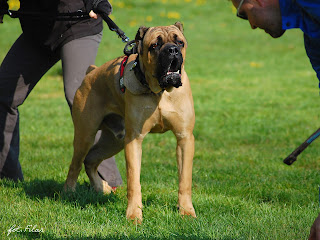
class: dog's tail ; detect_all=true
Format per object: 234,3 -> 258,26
86,65 -> 98,74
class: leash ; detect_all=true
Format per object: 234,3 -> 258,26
0,10 -> 149,93
0,9 -> 129,43
0,9 -> 149,92
0,8 -> 145,92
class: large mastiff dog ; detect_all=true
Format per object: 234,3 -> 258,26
64,22 -> 196,221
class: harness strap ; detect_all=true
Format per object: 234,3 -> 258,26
119,56 -> 129,93
119,55 -> 151,94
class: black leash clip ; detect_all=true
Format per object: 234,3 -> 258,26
124,40 -> 137,56
112,27 -> 130,43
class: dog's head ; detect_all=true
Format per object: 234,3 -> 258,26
135,22 -> 187,93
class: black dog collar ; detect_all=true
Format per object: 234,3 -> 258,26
131,56 -> 150,90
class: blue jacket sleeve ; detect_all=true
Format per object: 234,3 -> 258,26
304,34 -> 320,83
280,0 -> 320,38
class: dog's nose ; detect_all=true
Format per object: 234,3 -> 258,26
168,46 -> 179,56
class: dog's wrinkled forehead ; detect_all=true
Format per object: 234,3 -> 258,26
135,22 -> 186,55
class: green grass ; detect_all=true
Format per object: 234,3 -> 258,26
1,0 -> 320,239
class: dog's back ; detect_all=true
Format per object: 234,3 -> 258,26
73,56 -> 127,118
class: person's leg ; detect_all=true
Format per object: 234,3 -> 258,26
60,33 -> 122,187
60,32 -> 102,109
95,131 -> 123,187
0,34 -> 60,181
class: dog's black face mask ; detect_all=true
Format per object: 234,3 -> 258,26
155,42 -> 184,89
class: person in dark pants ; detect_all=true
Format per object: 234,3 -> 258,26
0,0 -> 122,188
230,0 -> 320,239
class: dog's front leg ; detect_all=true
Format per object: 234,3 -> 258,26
125,134 -> 143,222
176,132 -> 196,218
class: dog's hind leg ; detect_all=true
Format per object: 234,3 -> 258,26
84,129 -> 124,194
64,91 -> 106,192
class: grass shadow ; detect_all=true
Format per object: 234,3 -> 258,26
21,232 -> 236,240
21,178 -> 119,208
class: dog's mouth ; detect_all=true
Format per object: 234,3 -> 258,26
158,53 -> 183,89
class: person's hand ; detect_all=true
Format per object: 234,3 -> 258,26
309,213 -> 320,240
85,0 -> 112,17
89,10 -> 98,19
0,1 -> 9,24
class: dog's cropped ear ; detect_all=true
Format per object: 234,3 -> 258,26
135,26 -> 149,43
174,22 -> 184,33
135,26 -> 149,55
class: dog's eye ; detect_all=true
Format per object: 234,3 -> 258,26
149,43 -> 159,51
177,40 -> 184,47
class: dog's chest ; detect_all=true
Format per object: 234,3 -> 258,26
148,94 -> 182,133
126,90 -> 193,134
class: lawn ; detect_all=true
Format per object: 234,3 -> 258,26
1,0 -> 320,239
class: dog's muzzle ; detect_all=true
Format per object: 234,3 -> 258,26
157,44 -> 183,89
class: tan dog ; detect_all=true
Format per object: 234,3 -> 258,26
64,22 -> 196,221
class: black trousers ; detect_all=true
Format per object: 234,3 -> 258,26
0,33 -> 122,187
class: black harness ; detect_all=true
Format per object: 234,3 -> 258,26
119,40 -> 150,93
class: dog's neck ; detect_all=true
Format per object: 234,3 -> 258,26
133,55 -> 167,95
133,56 -> 149,90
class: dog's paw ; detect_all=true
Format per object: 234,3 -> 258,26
126,205 -> 143,223
177,204 -> 196,218
63,182 -> 76,192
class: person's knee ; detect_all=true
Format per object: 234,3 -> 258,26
0,74 -> 28,110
